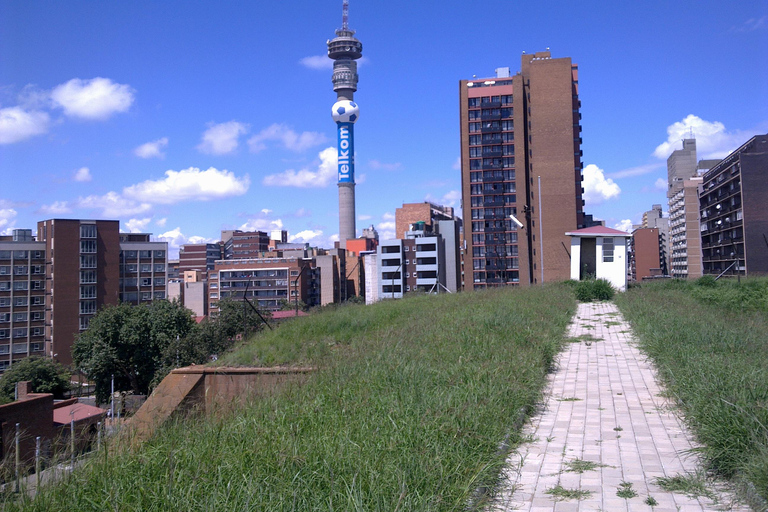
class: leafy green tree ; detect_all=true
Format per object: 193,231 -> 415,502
74,300 -> 196,403
0,356 -> 71,401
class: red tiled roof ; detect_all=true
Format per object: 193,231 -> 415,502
565,226 -> 631,237
53,403 -> 107,425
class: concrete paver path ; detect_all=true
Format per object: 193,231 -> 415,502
490,301 -> 749,512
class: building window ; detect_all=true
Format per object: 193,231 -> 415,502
14,265 -> 28,275
14,297 -> 27,307
80,240 -> 97,253
0,266 -> 8,275
80,285 -> 97,299
80,224 -> 97,238
154,250 -> 166,258
14,251 -> 28,259
80,270 -> 97,284
0,331 -> 7,340
0,298 -> 8,307
141,278 -> 152,286
13,328 -> 27,338
142,292 -> 152,301
154,278 -> 165,286
0,361 -> 10,371
80,301 -> 97,315
32,296 -> 43,306
141,264 -> 152,272
31,281 -> 44,290
13,343 -> 27,354
32,312 -> 43,321
154,291 -> 165,300
14,313 -> 27,322
80,254 -> 97,269
125,250 -> 137,259
32,343 -> 43,352
13,282 -> 28,291
602,238 -> 615,263
154,264 -> 165,272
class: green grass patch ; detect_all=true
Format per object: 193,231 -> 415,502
644,495 -> 658,506
545,484 -> 591,501
9,284 -> 576,511
616,277 -> 768,503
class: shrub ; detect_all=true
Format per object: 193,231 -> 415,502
574,278 -> 615,302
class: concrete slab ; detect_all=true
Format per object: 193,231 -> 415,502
488,302 -> 749,512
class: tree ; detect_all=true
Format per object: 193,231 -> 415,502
0,356 -> 71,402
73,300 -> 197,403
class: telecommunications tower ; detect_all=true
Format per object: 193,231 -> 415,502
328,0 -> 362,248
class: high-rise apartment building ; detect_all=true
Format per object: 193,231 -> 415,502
700,134 -> 768,276
460,51 -> 585,288
221,230 -> 270,259
0,220 -> 168,371
641,204 -> 669,275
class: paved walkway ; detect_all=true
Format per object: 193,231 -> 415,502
490,302 -> 749,512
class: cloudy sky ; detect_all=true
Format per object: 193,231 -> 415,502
2,1 -> 766,256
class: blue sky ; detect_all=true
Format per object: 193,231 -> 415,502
2,0 -> 767,257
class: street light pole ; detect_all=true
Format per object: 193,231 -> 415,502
293,265 -> 307,317
392,262 -> 402,300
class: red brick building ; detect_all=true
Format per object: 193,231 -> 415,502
460,51 -> 585,288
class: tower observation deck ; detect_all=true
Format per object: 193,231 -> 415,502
328,0 -> 362,248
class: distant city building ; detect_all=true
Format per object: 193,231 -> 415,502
0,220 -> 167,371
179,243 -> 222,275
630,228 -> 664,281
209,257 -> 318,313
119,232 -> 168,305
700,134 -> 768,276
641,204 -> 669,275
221,230 -> 270,259
666,139 -> 717,279
460,51 -> 586,288
395,202 -> 455,239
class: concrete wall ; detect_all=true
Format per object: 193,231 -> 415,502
128,366 -> 313,445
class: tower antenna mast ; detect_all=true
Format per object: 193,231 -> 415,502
342,0 -> 349,31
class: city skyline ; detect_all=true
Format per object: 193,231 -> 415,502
2,1 -> 767,257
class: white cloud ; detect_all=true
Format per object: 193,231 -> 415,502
248,124 -> 328,153
197,121 -> 248,155
358,214 -> 372,221
452,156 -> 461,171
300,55 -> 368,71
582,164 -> 621,205
382,212 -> 395,221
38,201 -> 71,215
262,147 -> 337,188
652,115 -> 754,160
156,228 -> 217,259
76,191 -> 152,217
607,163 -> 663,179
613,219 -> 634,233
156,217 -> 167,227
134,137 -> 169,159
377,220 -> 396,241
74,167 -> 92,182
125,217 -> 151,233
0,107 -> 50,144
50,77 -> 135,120
0,209 -> 17,232
288,230 -> 323,243
654,178 -> 667,191
299,55 -> 333,70
731,15 -> 767,32
123,167 -> 250,204
261,209 -> 272,215
238,217 -> 284,232
368,160 -> 402,171
426,190 -> 461,208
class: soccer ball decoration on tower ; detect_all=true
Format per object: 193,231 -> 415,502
331,100 -> 359,124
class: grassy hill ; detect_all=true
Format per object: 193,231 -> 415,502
12,284 -> 576,511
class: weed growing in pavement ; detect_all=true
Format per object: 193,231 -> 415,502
644,495 -> 658,506
7,284 -> 576,511
557,397 -> 582,402
616,481 -> 638,498
655,472 -> 716,500
616,278 -> 768,503
563,458 -> 608,473
545,485 -> 592,501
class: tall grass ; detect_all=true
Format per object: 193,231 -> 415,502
9,284 -> 575,511
615,277 -> 768,503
